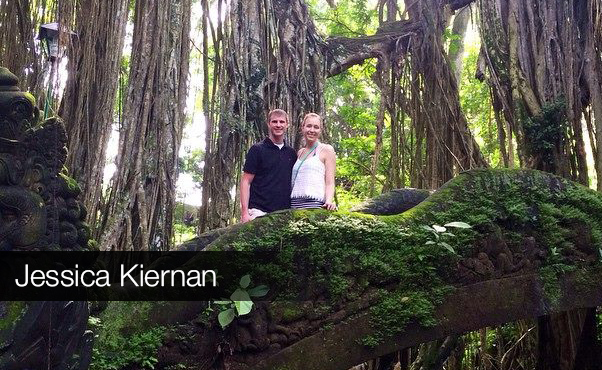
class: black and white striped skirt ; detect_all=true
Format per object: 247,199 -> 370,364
291,197 -> 324,209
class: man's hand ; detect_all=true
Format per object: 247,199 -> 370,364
241,211 -> 252,223
240,172 -> 255,223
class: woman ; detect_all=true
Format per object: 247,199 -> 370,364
291,113 -> 337,210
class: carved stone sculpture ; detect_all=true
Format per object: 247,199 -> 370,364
0,67 -> 91,369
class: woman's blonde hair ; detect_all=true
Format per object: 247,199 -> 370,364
301,112 -> 322,126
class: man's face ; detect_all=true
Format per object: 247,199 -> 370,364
268,113 -> 288,140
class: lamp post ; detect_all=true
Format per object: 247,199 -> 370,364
38,23 -> 76,119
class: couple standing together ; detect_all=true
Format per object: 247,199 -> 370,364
240,109 -> 337,223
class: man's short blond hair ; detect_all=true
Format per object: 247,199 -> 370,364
268,109 -> 289,123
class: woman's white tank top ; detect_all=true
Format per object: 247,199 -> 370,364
291,144 -> 325,201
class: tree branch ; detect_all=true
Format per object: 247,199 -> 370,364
323,0 -> 476,77
324,19 -> 421,77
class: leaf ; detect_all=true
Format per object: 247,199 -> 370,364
213,300 -> 231,305
425,241 -> 436,245
433,225 -> 447,233
442,233 -> 456,237
230,289 -> 253,315
421,225 -> 435,233
248,285 -> 269,297
218,308 -> 235,328
239,274 -> 251,289
440,242 -> 456,254
444,221 -> 471,229
230,288 -> 251,302
235,300 -> 253,316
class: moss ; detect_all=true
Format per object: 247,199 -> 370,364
204,169 -> 602,347
540,264 -> 578,307
0,302 -> 25,332
23,92 -> 37,107
0,302 -> 27,350
271,302 -> 306,323
91,302 -> 168,370
540,266 -> 562,306
573,266 -> 602,292
59,172 -> 82,195
95,301 -> 156,347
361,288 -> 452,347
521,99 -> 567,168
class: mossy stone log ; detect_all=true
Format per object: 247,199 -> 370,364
102,169 -> 602,370
350,188 -> 432,215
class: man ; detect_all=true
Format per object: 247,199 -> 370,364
240,109 -> 297,223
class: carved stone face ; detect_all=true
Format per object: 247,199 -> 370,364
0,188 -> 46,250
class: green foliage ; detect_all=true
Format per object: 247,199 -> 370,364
443,27 -> 462,55
90,302 -> 166,370
423,222 -> 472,254
213,275 -> 269,328
174,222 -> 196,244
539,264 -> 576,306
178,147 -> 204,184
211,210 -> 461,344
521,99 -> 567,167
114,56 -> 130,118
173,202 -> 199,244
324,62 -> 388,199
307,0 -> 378,37
458,43 -> 503,167
598,309 -> 602,342
335,185 -> 365,212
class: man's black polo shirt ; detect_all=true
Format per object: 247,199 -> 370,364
243,137 -> 297,212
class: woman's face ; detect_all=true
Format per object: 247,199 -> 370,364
302,116 -> 322,141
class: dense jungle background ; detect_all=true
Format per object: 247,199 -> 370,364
1,0 -> 602,369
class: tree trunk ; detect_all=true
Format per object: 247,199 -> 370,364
536,310 -> 601,370
479,0 -> 592,183
404,0 -> 487,189
370,95 -> 386,196
448,6 -> 470,83
60,0 -> 129,234
0,0 -> 52,103
581,0 -> 602,191
99,0 -> 191,250
199,0 -> 325,231
479,0 -> 602,367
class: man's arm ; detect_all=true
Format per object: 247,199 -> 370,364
240,172 -> 255,223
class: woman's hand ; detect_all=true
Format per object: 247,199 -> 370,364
322,202 -> 337,211
321,144 -> 337,211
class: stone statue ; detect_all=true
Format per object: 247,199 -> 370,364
0,67 -> 92,369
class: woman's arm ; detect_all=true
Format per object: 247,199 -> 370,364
322,145 -> 337,210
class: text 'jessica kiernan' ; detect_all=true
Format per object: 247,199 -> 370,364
0,251 -> 274,301
15,264 -> 217,288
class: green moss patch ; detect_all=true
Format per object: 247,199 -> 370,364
90,302 -> 167,370
205,169 -> 602,347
